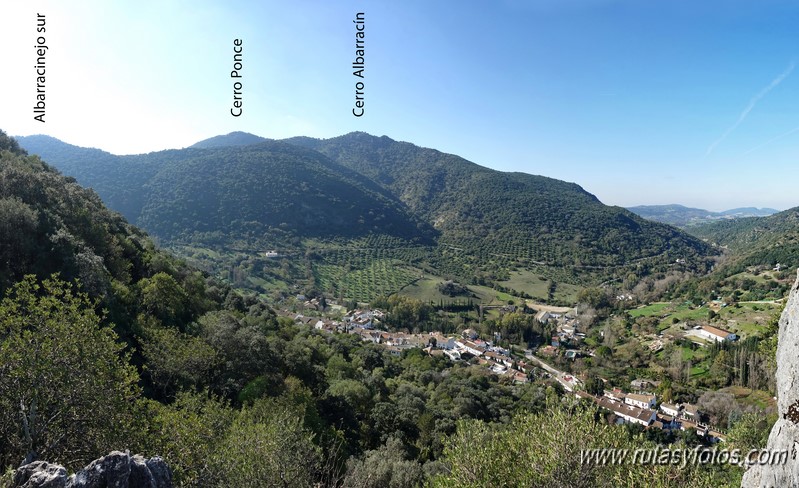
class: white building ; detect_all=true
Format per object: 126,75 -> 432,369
624,393 -> 657,410
659,403 -> 681,417
696,325 -> 737,343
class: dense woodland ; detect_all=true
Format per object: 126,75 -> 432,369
1,130 -> 785,486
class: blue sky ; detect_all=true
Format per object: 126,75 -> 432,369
2,0 -> 798,210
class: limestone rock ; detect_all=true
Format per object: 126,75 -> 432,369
127,455 -> 156,488
144,458 -> 172,488
741,270 -> 799,488
12,452 -> 172,488
12,461 -> 67,488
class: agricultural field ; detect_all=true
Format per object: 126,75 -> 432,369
314,259 -> 420,303
628,302 -> 670,318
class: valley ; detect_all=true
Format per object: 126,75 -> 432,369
2,128 -> 792,487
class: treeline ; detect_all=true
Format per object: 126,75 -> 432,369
703,331 -> 778,392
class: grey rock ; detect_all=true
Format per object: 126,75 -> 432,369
128,455 -> 156,488
741,270 -> 799,488
13,461 -> 67,488
13,452 -> 172,488
144,458 -> 172,488
67,451 -> 131,488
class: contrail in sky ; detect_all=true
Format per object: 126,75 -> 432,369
743,124 -> 799,155
706,60 -> 795,155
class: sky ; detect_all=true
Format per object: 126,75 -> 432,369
2,0 -> 798,211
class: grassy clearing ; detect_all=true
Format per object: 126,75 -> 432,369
553,282 -> 582,304
681,346 -> 707,362
398,275 -> 526,307
720,386 -> 776,410
398,275 -> 463,304
628,302 -> 670,318
498,270 -> 582,304
468,284 -> 519,305
669,306 -> 710,324
498,270 -> 550,300
628,301 -> 776,337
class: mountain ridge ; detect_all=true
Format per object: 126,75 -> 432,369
18,131 -> 716,298
628,203 -> 779,228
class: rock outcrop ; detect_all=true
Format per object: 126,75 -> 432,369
11,452 -> 172,488
13,462 -> 67,488
741,270 -> 799,488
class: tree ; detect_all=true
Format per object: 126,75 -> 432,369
140,391 -> 235,486
140,325 -> 220,399
0,197 -> 40,290
344,437 -> 424,488
209,399 -> 322,488
583,374 -> 604,396
576,287 -> 609,310
727,412 -> 776,453
697,390 -> 739,427
0,275 -> 140,470
0,129 -> 27,155
198,310 -> 282,398
139,272 -> 189,328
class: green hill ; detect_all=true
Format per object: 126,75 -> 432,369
17,136 -> 434,245
0,129 -> 238,345
137,141 -> 436,244
18,131 -> 716,301
664,208 -> 799,303
689,207 -> 799,272
14,135 -> 164,221
286,132 -> 713,269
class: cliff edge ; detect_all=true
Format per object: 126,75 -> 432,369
741,270 -> 799,487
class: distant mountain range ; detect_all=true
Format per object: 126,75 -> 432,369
688,207 -> 799,273
627,204 -> 779,228
18,131 -> 716,297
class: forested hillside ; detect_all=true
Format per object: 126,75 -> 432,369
136,141 -> 435,245
17,136 -> 430,245
689,208 -> 799,274
287,132 -> 713,269
18,131 -> 718,302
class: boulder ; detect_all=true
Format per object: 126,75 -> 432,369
68,451 -> 131,488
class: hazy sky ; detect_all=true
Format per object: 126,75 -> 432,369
2,0 -> 798,211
